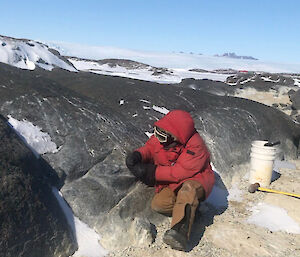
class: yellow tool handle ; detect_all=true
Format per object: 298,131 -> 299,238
258,187 -> 300,198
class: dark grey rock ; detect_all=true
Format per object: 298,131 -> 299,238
0,115 -> 76,257
226,73 -> 296,91
288,89 -> 296,97
279,103 -> 288,108
291,109 -> 298,116
26,42 -> 35,47
189,68 -> 212,73
98,183 -> 160,249
175,78 -> 235,96
290,89 -> 300,110
61,149 -> 137,228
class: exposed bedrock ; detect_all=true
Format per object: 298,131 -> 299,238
1,63 -> 300,250
0,115 -> 77,257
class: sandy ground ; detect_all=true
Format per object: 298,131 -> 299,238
233,87 -> 293,116
106,160 -> 300,257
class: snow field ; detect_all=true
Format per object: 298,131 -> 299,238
68,59 -> 230,83
247,203 -> 300,234
49,40 -> 300,74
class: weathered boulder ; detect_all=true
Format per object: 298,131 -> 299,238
0,115 -> 77,257
289,89 -> 300,110
97,183 -> 159,250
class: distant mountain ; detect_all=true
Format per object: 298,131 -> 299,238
215,52 -> 258,60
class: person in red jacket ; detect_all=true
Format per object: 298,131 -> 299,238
126,110 -> 215,251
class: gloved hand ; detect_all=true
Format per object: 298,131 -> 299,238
126,151 -> 142,169
131,163 -> 156,186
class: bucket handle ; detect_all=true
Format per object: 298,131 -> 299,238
264,141 -> 281,147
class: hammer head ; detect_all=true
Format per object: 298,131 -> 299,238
248,183 -> 260,193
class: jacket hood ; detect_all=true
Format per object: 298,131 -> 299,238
154,110 -> 196,144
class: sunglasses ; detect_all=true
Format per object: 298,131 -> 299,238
154,126 -> 169,143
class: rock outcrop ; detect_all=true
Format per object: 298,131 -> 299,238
0,115 -> 77,257
1,63 -> 300,251
289,89 -> 300,110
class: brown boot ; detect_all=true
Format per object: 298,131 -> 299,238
163,204 -> 191,251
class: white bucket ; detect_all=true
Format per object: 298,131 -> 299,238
249,140 -> 278,187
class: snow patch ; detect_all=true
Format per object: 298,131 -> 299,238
140,99 -> 151,104
294,78 -> 300,87
26,59 -> 36,70
261,76 -> 280,83
145,132 -> 153,138
247,202 -> 300,234
152,105 -> 169,115
227,183 -> 243,202
210,162 -> 221,175
239,76 -> 256,84
52,188 -> 107,257
7,115 -> 58,156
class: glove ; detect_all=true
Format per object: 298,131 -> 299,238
126,151 -> 142,169
140,164 -> 156,186
131,163 -> 156,187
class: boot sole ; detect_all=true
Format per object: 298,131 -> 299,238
163,233 -> 186,251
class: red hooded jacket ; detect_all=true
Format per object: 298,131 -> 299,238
137,110 -> 215,199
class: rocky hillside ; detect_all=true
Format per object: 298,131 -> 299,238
0,60 -> 300,256
0,35 -> 300,257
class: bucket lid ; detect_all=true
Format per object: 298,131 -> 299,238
251,141 -> 278,151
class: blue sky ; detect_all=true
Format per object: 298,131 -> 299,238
1,0 -> 299,63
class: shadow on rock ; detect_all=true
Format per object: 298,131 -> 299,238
187,172 -> 229,251
271,170 -> 281,182
0,114 -> 77,257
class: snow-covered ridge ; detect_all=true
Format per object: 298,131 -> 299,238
48,41 -> 300,74
0,35 -> 76,71
68,57 -> 230,83
1,35 -> 300,84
